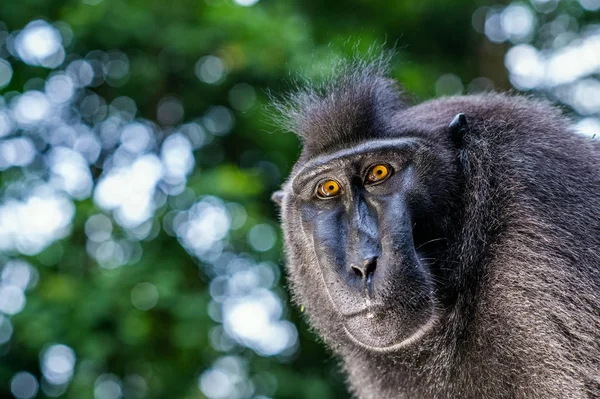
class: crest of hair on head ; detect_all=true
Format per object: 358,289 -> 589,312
272,49 -> 407,157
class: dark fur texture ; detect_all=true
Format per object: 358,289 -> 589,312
274,57 -> 600,398
274,55 -> 406,164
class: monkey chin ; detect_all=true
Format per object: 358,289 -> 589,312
341,305 -> 438,353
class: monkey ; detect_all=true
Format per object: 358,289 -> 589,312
271,56 -> 600,399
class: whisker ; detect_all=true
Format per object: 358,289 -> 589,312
415,237 -> 447,251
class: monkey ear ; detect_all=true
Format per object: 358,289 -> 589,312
448,113 -> 469,145
271,190 -> 285,205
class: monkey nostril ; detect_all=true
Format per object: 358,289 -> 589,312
352,257 -> 377,280
364,257 -> 377,279
352,265 -> 365,279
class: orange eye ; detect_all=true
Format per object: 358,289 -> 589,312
317,179 -> 342,198
367,164 -> 390,183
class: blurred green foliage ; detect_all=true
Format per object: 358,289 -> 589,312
3,0 -> 582,398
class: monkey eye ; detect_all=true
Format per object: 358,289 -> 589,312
316,179 -> 342,199
366,164 -> 391,184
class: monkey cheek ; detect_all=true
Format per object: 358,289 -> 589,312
342,301 -> 436,351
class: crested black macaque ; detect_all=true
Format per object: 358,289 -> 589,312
272,57 -> 600,399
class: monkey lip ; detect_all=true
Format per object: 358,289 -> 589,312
339,302 -> 386,318
343,311 -> 438,352
340,297 -> 437,351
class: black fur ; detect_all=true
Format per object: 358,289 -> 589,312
274,54 -> 406,163
274,56 -> 600,399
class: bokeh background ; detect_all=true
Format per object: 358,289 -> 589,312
0,0 -> 599,398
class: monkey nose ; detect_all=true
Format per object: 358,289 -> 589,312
351,257 -> 377,280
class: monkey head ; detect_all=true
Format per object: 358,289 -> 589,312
273,65 -> 466,352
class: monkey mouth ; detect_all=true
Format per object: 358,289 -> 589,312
316,257 -> 438,351
338,285 -> 438,352
342,306 -> 438,352
338,301 -> 386,318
